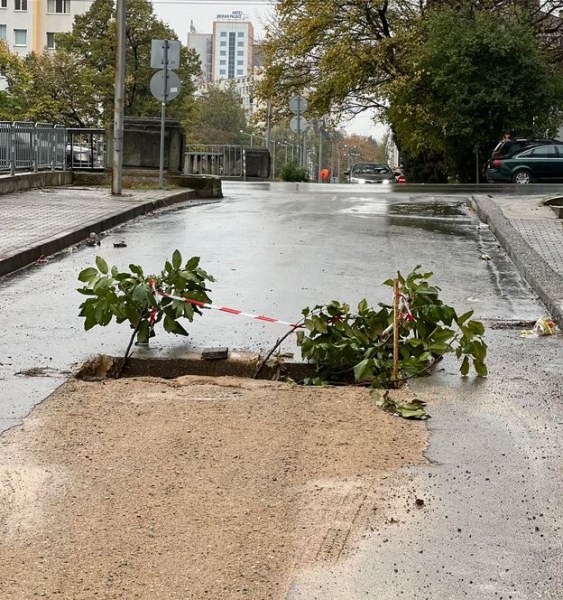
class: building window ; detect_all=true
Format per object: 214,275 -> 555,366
220,41 -> 226,46
219,69 -> 226,75
47,0 -> 70,14
237,32 -> 244,37
237,41 -> 244,47
236,69 -> 243,75
237,51 -> 243,56
46,32 -> 56,49
0,0 -> 6,8
219,50 -> 226,56
220,31 -> 226,37
0,24 -> 6,41
219,60 -> 225,65
14,28 -> 27,46
15,0 -> 28,10
237,60 -> 243,66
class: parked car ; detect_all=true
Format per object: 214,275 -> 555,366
346,163 -> 395,184
486,143 -> 563,184
490,137 -> 561,160
66,144 -> 100,169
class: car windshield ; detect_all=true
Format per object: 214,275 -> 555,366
352,164 -> 390,175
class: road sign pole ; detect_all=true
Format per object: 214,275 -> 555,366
296,98 -> 302,168
112,0 -> 126,196
318,125 -> 323,183
158,41 -> 168,189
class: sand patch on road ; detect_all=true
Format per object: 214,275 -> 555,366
0,376 -> 427,599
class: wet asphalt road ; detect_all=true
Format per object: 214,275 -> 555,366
1,181 -> 563,598
0,182 -> 537,428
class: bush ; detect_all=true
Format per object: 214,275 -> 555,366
280,160 -> 309,182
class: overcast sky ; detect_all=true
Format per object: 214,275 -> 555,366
149,0 -> 386,139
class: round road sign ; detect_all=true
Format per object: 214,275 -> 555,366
290,115 -> 308,133
150,70 -> 181,102
289,95 -> 308,115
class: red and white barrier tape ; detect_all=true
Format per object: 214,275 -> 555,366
149,281 -> 302,328
381,292 -> 415,336
148,282 -> 414,333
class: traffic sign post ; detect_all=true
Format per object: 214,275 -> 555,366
289,95 -> 308,168
150,70 -> 181,102
151,40 -> 181,70
289,95 -> 308,116
150,39 -> 182,188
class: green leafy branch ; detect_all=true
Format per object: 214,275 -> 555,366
296,267 -> 487,417
77,250 -> 215,373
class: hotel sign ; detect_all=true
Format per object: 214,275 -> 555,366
216,11 -> 245,19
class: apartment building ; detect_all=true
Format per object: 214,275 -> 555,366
0,0 -> 93,56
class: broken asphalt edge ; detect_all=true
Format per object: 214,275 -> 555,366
469,195 -> 563,329
77,352 -> 316,382
0,189 -> 201,278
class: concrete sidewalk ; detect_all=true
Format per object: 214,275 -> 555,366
471,193 -> 563,327
0,186 -> 203,277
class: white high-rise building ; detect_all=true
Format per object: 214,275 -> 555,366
187,20 -> 212,84
211,11 -> 253,82
0,0 -> 93,57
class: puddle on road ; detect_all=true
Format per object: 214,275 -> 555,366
340,199 -> 475,236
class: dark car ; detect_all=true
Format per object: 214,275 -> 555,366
347,163 -> 395,184
486,143 -> 563,184
490,137 -> 560,160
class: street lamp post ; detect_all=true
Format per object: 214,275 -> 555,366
271,140 -> 277,180
239,130 -> 254,146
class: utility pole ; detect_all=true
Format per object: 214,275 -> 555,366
158,40 -> 169,189
112,0 -> 126,196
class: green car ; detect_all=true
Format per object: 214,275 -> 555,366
487,143 -> 563,184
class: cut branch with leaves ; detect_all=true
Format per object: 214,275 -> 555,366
296,267 -> 487,417
77,250 -> 215,364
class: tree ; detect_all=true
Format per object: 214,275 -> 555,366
0,41 -> 32,121
1,0 -> 200,126
384,7 -> 563,181
185,83 -> 248,145
258,0 -> 563,179
56,0 -> 200,125
258,0 -> 400,123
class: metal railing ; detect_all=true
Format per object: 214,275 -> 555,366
184,145 -> 243,177
184,144 -> 271,179
0,122 -> 105,175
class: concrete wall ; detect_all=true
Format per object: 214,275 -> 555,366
107,118 -> 185,173
0,171 -> 72,195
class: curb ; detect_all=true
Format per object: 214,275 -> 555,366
469,195 -> 563,328
0,189 -> 199,278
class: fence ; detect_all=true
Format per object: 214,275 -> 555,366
0,122 -> 105,175
184,144 -> 270,179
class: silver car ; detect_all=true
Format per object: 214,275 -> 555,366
347,163 -> 395,184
